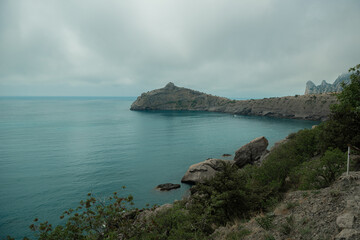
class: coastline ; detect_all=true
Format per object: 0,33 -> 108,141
130,83 -> 337,121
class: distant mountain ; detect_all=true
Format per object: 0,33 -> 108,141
131,82 -> 337,121
305,73 -> 351,94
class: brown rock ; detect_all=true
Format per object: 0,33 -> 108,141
335,229 -> 360,240
234,136 -> 269,167
336,212 -> 355,229
181,158 -> 233,184
155,183 -> 181,191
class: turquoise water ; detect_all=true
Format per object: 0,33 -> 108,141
0,97 -> 317,239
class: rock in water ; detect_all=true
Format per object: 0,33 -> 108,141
234,136 -> 269,167
155,183 -> 181,191
181,159 -> 233,184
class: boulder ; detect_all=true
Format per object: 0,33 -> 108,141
181,158 -> 233,184
156,183 -> 181,191
336,212 -> 355,229
234,136 -> 269,167
335,229 -> 360,240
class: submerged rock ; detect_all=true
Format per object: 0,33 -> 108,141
181,158 -> 233,184
234,136 -> 269,167
156,183 -> 181,191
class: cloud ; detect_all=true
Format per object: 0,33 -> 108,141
0,0 -> 359,97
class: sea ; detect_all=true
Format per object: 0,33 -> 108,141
0,97 -> 318,239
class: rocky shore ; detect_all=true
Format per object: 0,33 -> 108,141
146,136 -> 360,240
131,83 -> 337,121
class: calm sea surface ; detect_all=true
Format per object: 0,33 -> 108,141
0,97 -> 318,239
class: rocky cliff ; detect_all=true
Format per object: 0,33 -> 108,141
131,82 -> 337,121
305,73 -> 351,94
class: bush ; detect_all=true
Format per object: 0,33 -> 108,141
134,204 -> 207,240
289,148 -> 346,189
29,190 -> 144,240
190,163 -> 253,224
319,64 -> 360,151
255,214 -> 275,230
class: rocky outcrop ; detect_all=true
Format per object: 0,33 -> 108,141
131,83 -> 337,121
181,158 -> 233,184
234,136 -> 269,167
182,137 -> 271,184
305,73 -> 351,95
155,183 -> 181,191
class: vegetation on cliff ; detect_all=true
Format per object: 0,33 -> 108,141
9,65 -> 359,239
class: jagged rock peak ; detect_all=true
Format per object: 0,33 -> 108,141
306,81 -> 316,87
305,72 -> 351,94
321,80 -> 329,86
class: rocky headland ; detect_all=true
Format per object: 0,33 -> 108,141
131,82 -> 337,121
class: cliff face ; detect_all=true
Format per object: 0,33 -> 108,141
305,73 -> 351,94
131,82 -> 338,121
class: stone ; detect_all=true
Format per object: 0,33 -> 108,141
155,183 -> 181,191
234,136 -> 269,168
181,158 -> 233,184
222,153 -> 232,157
336,212 -> 355,229
335,229 -> 360,240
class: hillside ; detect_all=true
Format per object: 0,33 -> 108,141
213,171 -> 360,240
131,82 -> 337,121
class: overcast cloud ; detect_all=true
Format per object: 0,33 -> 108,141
0,0 -> 359,98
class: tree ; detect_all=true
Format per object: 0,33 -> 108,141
321,64 -> 360,151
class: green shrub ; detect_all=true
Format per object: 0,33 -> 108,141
28,190 -> 147,240
255,214 -> 275,231
280,215 -> 294,236
191,163 -> 253,224
319,64 -> 360,151
135,204 -> 207,240
264,234 -> 276,240
289,148 -> 346,189
225,227 -> 251,240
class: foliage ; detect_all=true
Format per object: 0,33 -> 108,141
29,189 -> 144,240
190,163 -> 253,224
189,127 -> 326,226
264,234 -> 276,240
280,215 -> 294,236
289,148 -> 346,189
133,203 -> 207,240
225,226 -> 251,240
320,64 -> 360,151
255,214 -> 275,231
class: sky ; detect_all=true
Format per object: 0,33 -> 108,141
0,0 -> 359,98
